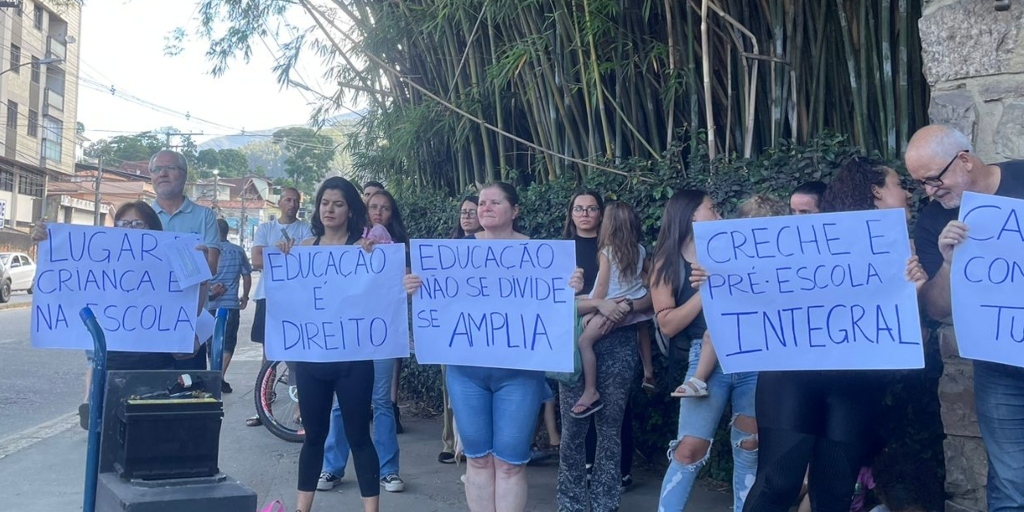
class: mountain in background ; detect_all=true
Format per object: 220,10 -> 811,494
198,111 -> 362,178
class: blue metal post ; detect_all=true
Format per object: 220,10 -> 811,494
211,308 -> 228,373
81,307 -> 107,512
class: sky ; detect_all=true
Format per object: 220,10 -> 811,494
76,1 -> 335,146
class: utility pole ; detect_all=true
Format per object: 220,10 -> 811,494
239,178 -> 248,247
93,157 -> 103,226
163,131 -> 204,150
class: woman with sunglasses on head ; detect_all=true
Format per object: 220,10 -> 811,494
743,158 -> 926,512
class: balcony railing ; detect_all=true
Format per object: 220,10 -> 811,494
47,37 -> 66,62
45,88 -> 64,113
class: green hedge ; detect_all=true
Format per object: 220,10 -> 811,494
394,133 -> 944,504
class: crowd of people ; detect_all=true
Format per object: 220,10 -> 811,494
46,123 -> 1024,512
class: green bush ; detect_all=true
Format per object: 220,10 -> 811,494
395,133 -> 944,498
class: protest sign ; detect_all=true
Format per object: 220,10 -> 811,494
410,239 -> 576,372
31,224 -> 200,352
263,243 -> 410,363
951,192 -> 1024,367
694,209 -> 922,373
159,234 -> 213,288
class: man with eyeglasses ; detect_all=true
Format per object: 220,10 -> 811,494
905,124 -> 1024,511
149,149 -> 221,371
150,150 -> 221,275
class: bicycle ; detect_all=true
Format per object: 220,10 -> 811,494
254,360 -> 304,443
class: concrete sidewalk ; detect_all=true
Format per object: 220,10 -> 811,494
0,357 -> 733,511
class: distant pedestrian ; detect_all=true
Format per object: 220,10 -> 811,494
246,187 -> 312,427
206,218 -> 252,394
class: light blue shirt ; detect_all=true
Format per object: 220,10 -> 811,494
207,241 -> 252,310
153,197 -> 220,251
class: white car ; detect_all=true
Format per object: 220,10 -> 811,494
0,252 -> 36,295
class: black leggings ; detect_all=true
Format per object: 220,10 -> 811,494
743,371 -> 878,512
295,360 -> 379,497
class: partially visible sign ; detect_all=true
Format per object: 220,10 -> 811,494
31,224 -> 200,352
951,192 -> 1024,368
0,198 -> 7,229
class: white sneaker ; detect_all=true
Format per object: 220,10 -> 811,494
317,472 -> 341,491
381,474 -> 405,492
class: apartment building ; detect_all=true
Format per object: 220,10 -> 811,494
0,0 -> 80,230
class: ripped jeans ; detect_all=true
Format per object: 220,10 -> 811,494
659,340 -> 758,512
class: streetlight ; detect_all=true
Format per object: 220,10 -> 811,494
211,169 -> 220,215
0,57 -> 62,77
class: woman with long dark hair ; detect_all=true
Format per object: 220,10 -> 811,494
451,195 -> 483,239
743,158 -> 925,512
655,190 -> 760,512
281,177 -> 381,512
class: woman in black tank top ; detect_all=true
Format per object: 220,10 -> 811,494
280,177 -> 381,512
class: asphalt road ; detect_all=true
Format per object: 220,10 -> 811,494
0,290 -> 731,511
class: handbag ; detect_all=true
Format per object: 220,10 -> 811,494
259,499 -> 287,512
546,307 -> 584,386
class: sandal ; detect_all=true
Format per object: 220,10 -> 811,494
671,377 -> 709,398
641,376 -> 656,392
245,415 -> 263,427
569,399 -> 604,419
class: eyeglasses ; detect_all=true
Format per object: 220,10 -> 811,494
115,219 -> 148,229
460,209 -> 477,218
916,150 -> 967,189
572,206 -> 601,216
150,165 -> 183,174
369,204 -> 392,213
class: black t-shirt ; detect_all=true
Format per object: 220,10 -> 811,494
915,160 -> 1024,278
671,259 -> 707,344
573,235 -> 599,296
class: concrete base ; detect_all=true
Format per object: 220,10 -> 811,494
96,472 -> 257,512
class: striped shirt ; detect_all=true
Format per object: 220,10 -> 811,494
208,241 -> 252,310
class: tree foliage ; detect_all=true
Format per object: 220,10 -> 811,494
271,126 -> 337,197
85,131 -> 166,164
187,0 -> 929,195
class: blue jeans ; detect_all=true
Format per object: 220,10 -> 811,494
660,340 -> 758,512
446,365 -> 545,465
974,360 -> 1024,512
322,359 -> 400,477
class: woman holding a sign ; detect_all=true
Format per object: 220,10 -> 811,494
280,177 -> 382,512
654,190 -> 761,512
404,182 -> 584,512
743,158 -> 926,512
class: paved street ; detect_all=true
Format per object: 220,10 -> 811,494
0,296 -> 731,511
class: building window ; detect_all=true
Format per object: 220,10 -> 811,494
18,173 -> 44,198
42,115 -> 62,162
7,101 -> 17,129
30,57 -> 39,84
0,170 -> 12,192
27,109 -> 37,137
9,44 -> 20,74
33,4 -> 43,30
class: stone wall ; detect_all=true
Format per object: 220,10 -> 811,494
918,1 -> 1024,510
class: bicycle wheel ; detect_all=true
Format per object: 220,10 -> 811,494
254,360 -> 304,443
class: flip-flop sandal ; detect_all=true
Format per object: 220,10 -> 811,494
641,377 -> 656,392
569,399 -> 604,419
245,415 -> 263,427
